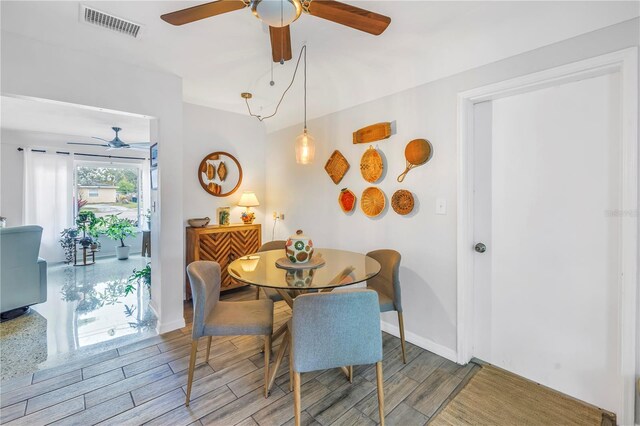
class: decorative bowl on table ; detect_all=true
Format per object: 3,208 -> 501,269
285,229 -> 314,263
188,217 -> 210,227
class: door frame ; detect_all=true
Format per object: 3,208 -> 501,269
456,47 -> 638,424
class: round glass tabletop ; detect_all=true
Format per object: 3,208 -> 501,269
227,248 -> 381,290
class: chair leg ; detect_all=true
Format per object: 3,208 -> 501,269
398,312 -> 407,364
289,332 -> 294,392
185,340 -> 199,406
376,361 -> 385,426
205,336 -> 212,362
256,286 -> 261,300
264,335 -> 271,398
293,371 -> 301,426
289,352 -> 294,391
348,365 -> 353,383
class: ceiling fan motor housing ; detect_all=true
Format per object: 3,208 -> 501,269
251,0 -> 302,27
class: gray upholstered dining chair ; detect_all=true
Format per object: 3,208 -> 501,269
185,261 -> 274,405
255,240 -> 287,300
290,290 -> 385,426
366,249 -> 406,363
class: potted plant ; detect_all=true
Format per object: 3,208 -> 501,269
144,209 -> 152,231
126,263 -> 151,296
103,214 -> 136,260
59,228 -> 78,264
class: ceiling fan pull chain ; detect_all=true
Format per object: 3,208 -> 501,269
279,0 -> 285,64
270,61 -> 275,86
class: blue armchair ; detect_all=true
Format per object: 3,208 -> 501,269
1,226 -> 47,319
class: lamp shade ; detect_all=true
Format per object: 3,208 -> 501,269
238,191 -> 260,207
295,129 -> 315,165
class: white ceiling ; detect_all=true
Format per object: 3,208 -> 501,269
1,1 -> 638,131
1,96 -> 151,145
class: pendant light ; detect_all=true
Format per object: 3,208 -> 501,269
295,46 -> 314,164
242,45 -> 315,164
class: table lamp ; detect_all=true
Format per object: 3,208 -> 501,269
238,191 -> 259,224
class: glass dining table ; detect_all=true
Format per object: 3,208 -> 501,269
228,248 -> 381,394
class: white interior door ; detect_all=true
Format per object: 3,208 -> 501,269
472,72 -> 623,415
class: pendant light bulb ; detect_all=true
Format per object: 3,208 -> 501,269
295,128 -> 315,165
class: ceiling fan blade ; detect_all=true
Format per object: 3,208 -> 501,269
125,142 -> 152,146
67,142 -> 110,147
161,0 -> 247,26
306,0 -> 391,35
125,146 -> 150,152
269,26 -> 292,63
92,136 -> 111,143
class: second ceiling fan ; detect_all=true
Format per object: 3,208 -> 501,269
161,0 -> 391,63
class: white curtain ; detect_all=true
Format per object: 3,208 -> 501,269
23,150 -> 74,262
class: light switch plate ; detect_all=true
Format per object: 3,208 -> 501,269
436,198 -> 447,215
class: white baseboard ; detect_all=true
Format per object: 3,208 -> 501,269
149,300 -> 186,334
156,316 -> 186,334
380,320 -> 458,363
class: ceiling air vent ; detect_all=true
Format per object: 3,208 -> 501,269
81,5 -> 143,38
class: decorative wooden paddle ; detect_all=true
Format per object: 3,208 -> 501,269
353,122 -> 392,144
397,139 -> 432,182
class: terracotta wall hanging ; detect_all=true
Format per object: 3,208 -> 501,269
198,152 -> 242,197
360,146 -> 384,183
353,122 -> 392,144
338,188 -> 356,213
397,138 -> 432,182
324,150 -> 350,184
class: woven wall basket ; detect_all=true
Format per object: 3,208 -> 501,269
361,187 -> 385,217
360,147 -> 383,183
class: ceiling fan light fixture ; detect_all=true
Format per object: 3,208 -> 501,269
251,0 -> 302,27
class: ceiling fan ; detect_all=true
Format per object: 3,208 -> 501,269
67,127 -> 151,151
161,0 -> 391,63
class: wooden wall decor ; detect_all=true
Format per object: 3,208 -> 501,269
360,146 -> 384,183
198,152 -> 242,197
324,150 -> 350,184
186,224 -> 261,298
353,122 -> 392,144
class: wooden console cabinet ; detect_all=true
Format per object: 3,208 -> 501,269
185,224 -> 261,299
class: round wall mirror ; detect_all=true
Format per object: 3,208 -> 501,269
198,152 -> 243,197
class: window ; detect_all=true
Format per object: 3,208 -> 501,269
75,163 -> 142,226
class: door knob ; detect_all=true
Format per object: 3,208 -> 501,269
474,243 -> 487,253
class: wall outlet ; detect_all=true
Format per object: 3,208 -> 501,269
436,198 -> 447,215
280,213 -> 285,220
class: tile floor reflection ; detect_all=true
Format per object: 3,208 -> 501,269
0,255 -> 158,380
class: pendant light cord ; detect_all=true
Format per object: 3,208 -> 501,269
303,42 -> 307,130
244,45 -> 307,122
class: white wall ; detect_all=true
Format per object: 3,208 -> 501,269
266,19 -> 640,361
182,103 -> 266,233
1,31 -> 184,333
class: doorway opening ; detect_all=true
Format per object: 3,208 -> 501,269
0,94 -> 158,379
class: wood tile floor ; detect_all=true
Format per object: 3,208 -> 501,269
0,287 -> 475,426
